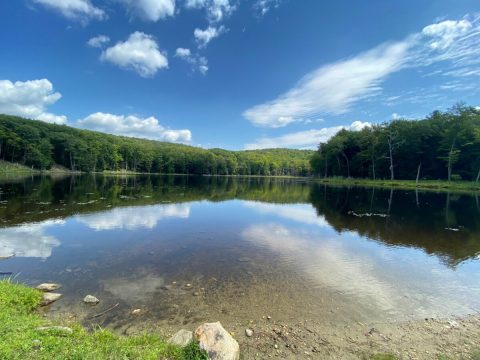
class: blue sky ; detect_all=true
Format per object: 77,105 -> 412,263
0,0 -> 479,150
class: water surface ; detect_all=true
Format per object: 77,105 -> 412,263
1,175 -> 479,333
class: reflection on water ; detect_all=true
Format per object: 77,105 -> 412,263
0,175 -> 479,328
0,220 -> 63,258
77,204 -> 191,231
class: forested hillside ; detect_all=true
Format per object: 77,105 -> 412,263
310,105 -> 480,182
0,115 -> 312,176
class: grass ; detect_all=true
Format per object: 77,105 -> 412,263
0,280 -> 207,360
0,160 -> 38,174
315,177 -> 480,193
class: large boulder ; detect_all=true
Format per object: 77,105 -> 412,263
169,329 -> 193,347
194,322 -> 239,360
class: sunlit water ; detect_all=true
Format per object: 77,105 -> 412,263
1,175 -> 479,332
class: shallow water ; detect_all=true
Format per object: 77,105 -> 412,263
1,175 -> 479,333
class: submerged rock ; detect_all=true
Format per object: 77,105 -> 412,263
40,293 -> 62,306
83,295 -> 100,304
195,322 -> 240,360
36,326 -> 73,335
169,329 -> 193,347
36,283 -> 61,292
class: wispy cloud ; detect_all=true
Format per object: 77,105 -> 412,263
175,47 -> 209,74
87,34 -> 110,48
194,26 -> 226,48
244,121 -> 370,150
243,15 -> 480,128
185,0 -> 235,23
32,0 -> 106,23
253,0 -> 282,16
244,41 -> 410,128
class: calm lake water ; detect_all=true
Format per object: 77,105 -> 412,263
1,175 -> 479,333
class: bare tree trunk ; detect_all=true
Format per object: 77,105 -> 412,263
447,138 -> 456,182
372,153 -> 376,180
476,167 -> 480,183
324,157 -> 328,178
341,152 -> 350,178
388,136 -> 394,181
416,162 -> 422,185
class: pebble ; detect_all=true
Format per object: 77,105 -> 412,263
245,328 -> 253,337
83,295 -> 100,304
274,344 -> 278,349
193,292 -> 200,296
132,309 -> 142,315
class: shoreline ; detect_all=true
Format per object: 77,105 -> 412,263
1,280 -> 479,359
314,177 -> 480,193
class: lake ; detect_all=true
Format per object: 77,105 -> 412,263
1,175 -> 479,343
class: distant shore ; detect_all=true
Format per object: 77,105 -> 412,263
314,177 -> 480,193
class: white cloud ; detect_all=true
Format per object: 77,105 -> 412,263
33,0 -> 105,23
175,47 -> 192,58
244,15 -> 480,128
0,220 -> 63,259
87,34 -> 110,48
253,0 -> 281,16
185,0 -> 235,23
76,204 -> 190,231
77,112 -> 192,142
244,41 -> 410,128
244,121 -> 370,150
0,79 -> 67,124
101,32 -> 168,77
118,0 -> 175,22
194,26 -> 225,48
243,202 -> 329,227
422,19 -> 472,50
175,48 -> 209,75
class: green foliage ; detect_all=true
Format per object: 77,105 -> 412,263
0,114 -> 313,176
0,280 -> 188,360
182,341 -> 208,360
311,104 -> 480,181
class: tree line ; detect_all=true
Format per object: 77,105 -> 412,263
310,104 -> 480,182
0,115 -> 312,176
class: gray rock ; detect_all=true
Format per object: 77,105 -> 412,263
36,326 -> 73,335
195,322 -> 240,360
40,293 -> 62,306
36,283 -> 61,292
35,326 -> 73,335
169,329 -> 193,347
245,328 -> 253,337
83,295 -> 100,304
